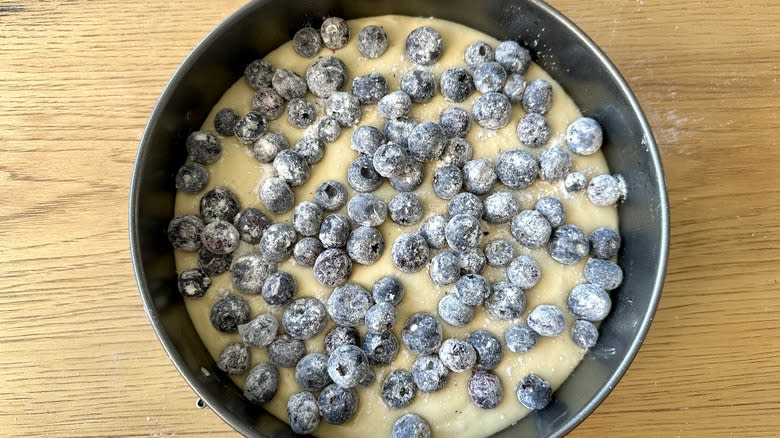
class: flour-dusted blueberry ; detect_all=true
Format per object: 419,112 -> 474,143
232,253 -> 276,294
440,108 -> 472,139
351,72 -> 387,105
566,117 -> 603,156
445,213 -> 482,252
379,91 -> 413,119
327,344 -> 370,388
198,248 -> 232,276
589,227 -> 621,259
200,187 -> 241,223
401,69 -> 437,103
507,255 -> 541,289
440,67 -> 475,103
313,248 -> 352,287
402,312 -> 442,356
372,276 -> 404,305
505,325 -> 537,353
564,171 -> 588,192
327,283 -> 373,327
295,353 -> 331,392
539,146 -> 572,182
286,98 -> 317,128
272,68 -> 307,100
381,370 -> 416,409
465,40 -> 495,69
462,159 -> 497,195
283,297 -> 328,340
347,155 -> 383,193
568,283 -> 611,321
244,363 -> 279,404
294,237 -> 324,267
584,258 -> 623,290
238,313 -> 278,348
438,293 -> 474,327
482,191 -> 519,225
251,87 -> 285,121
391,160 -> 426,193
485,281 -> 526,320
485,239 -> 515,267
357,24 -> 388,58
407,121 -> 446,162
392,232 -> 430,272
324,326 -> 360,356
517,112 -> 551,148
260,223 -> 297,261
364,331 -> 400,365
388,192 -> 424,226
511,210 -> 552,248
457,248 -> 486,275
347,226 -> 384,265
420,215 -> 448,249
412,354 -> 449,392
439,339 -> 477,372
175,162 -> 209,194
392,413 -> 432,438
503,73 -> 527,103
587,174 -> 625,206
405,26 -> 443,66
429,251 -> 460,286
234,111 -> 267,144
314,180 -> 348,211
527,304 -> 567,337
262,271 -> 296,306
347,193 -> 387,227
351,125 -> 385,156
320,16 -> 349,50
293,136 -> 325,165
325,91 -> 361,127
318,383 -> 358,425
383,118 -> 417,147
522,78 -> 553,114
473,61 -> 507,94
517,374 -> 552,410
571,319 -> 599,349
244,59 -> 275,89
252,131 -> 289,163
549,224 -> 590,265
293,26 -> 321,58
273,150 -> 309,187
454,273 -> 490,306
269,334 -> 306,368
186,131 -> 221,164
233,208 -> 270,244
496,148 -> 539,189
287,391 -> 320,434
200,219 -> 240,255
319,214 -> 351,249
168,215 -> 204,252
373,142 -> 408,177
468,371 -> 504,409
317,116 -> 342,143
292,201 -> 323,237
210,295 -> 250,333
217,343 -> 250,375
473,92 -> 512,129
305,56 -> 347,98
432,164 -> 463,200
495,40 -> 531,74
534,197 -> 565,228
177,269 -> 210,298
467,330 -> 503,371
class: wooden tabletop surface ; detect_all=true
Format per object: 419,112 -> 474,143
2,0 -> 779,436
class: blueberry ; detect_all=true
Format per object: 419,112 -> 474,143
217,343 -> 250,375
438,293 -> 474,327
293,26 -> 321,58
407,121 -> 445,162
320,17 -> 349,50
262,271 -> 296,306
210,295 -> 250,333
433,164 -> 463,200
373,142 -> 408,177
346,226 -> 385,265
464,40 -> 495,69
283,297 -> 327,340
234,111 -> 267,144
352,125 -> 386,155
548,224 -> 590,264
439,108 -> 472,139
272,68 -> 307,100
379,91 -> 412,119
495,40 -> 531,74
571,319 -> 599,349
439,339 -> 477,372
392,232 -> 430,273
286,98 -> 317,128
313,248 -> 353,287
238,313 -> 278,348
587,174 -> 624,206
507,255 -> 541,289
372,276 -> 404,305
244,59 -> 274,89
503,73 -> 527,103
305,56 -> 347,98
231,253 -> 276,294
251,87 -> 285,121
200,219 -> 239,254
234,207 -> 271,244
363,331 -> 399,365
175,162 -> 208,193
324,326 -> 360,356
473,61 -> 507,94
584,258 -> 623,291
539,146 -> 572,182
268,334 -> 306,368
197,248 -> 232,276
383,118 -> 417,147
429,251 -> 460,286
482,191 -> 519,224
273,150 -> 309,186
292,201 -> 322,237
535,197 -> 565,228
412,354 -> 449,392
186,131 -> 221,164
381,369 -> 416,408
440,67 -> 475,103
467,330 -> 503,371
485,239 -> 515,267
405,26 -> 443,66
314,180 -> 348,211
327,283 -> 373,327
347,156 -> 383,192
454,274 -> 490,306
566,117 -> 603,156
589,227 -> 621,259
522,79 -> 553,114
457,248 -> 486,275
318,384 -> 358,425
517,374 -> 552,410
325,91 -> 361,127
391,413 -> 431,438
567,283 -> 611,321
177,269 -> 210,298
564,171 -> 588,192
346,193 -> 387,227
287,391 -> 319,434
259,177 -> 294,213
389,160 -> 425,192
327,344 -> 370,388
351,72 -> 388,105
388,192 -> 424,226
295,353 -> 331,392
527,304 -> 567,337
445,213 -> 482,252
463,159 -> 497,195
448,192 -> 484,217
468,371 -> 504,409
293,237 -> 324,267
511,210 -> 552,248
358,24 -> 389,58
496,149 -> 539,189
295,136 -> 327,165
485,281 -> 526,320
505,325 -> 537,353
260,223 -> 297,261
472,92 -> 512,129
319,214 -> 351,249
168,215 -> 204,252
317,116 -> 342,143
244,363 -> 279,404
420,215 -> 448,249
401,69 -> 437,103
402,312 -> 442,356
517,113 -> 551,148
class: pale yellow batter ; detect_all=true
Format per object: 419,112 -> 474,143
173,15 -> 618,438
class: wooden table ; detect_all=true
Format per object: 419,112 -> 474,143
2,0 -> 779,436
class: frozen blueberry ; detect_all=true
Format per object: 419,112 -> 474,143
511,210 -> 552,248
412,354 -> 449,392
381,370 -> 416,409
251,87 -> 285,121
244,59 -> 274,89
571,319 -> 599,349
589,227 -> 621,259
292,201 -> 323,237
548,224 -> 590,265
402,312 -> 442,356
379,91 -> 412,119
566,117 -> 603,156
445,213 -> 482,252
287,391 -> 319,434
463,159 -> 497,195
272,68 -> 306,100
564,171 -> 588,192
286,98 -> 317,128
473,61 -> 507,94
259,177 -> 294,214
484,239 -> 514,267
273,150 -> 309,186
320,17 -> 349,50
313,248 -> 352,287
347,156 -> 382,193
472,92 -> 512,129
568,283 -> 611,321
392,232 -> 430,273
517,374 -> 552,410
186,131 -> 221,164
390,159 -> 425,192
522,78 -> 553,114
327,344 -> 370,389
485,281 -> 526,320
505,325 -> 537,353
234,111 -> 267,144
210,295 -> 250,333
351,72 -> 387,105
388,192 -> 424,226
405,26 -> 443,66
200,219 -> 239,255
440,67 -> 475,103
392,413 -> 431,438
439,339 -> 477,372
438,293 -> 474,327
439,108 -> 472,139
527,304 -> 567,337
324,326 -> 360,356
314,180 -> 348,211
233,208 -> 270,244
495,40 -> 531,74
467,330 -> 503,371
305,56 -> 347,98
482,191 -> 519,225
465,40 -> 494,69
319,214 -> 351,249
346,226 -> 384,265
244,363 -> 279,404
293,136 -> 326,165
260,223 -> 297,261
373,276 -> 404,305
587,174 -> 625,206
351,125 -> 385,156
327,283 -> 373,327
294,237 -> 324,267
448,192 -> 484,218
496,149 -> 539,189
454,274 -> 490,306
373,142 -> 408,177
197,248 -> 232,276
239,313 -> 278,348
346,194 -> 387,227
432,165 -> 462,200
317,116 -> 342,143
177,269 -> 210,298
517,112 -> 551,148
283,297 -> 327,340
175,162 -> 208,194
269,334 -> 306,368
420,215 -> 448,249
535,197 -> 565,228
232,253 -> 276,294
262,271 -> 296,306
217,343 -> 250,375
584,258 -> 623,291
429,251 -> 460,286
326,91 -> 361,127
252,131 -> 289,163
503,73 -> 527,103
539,146 -> 572,182
466,371 -> 503,410
292,26 -> 322,58
295,353 -> 331,392
507,255 -> 542,289
407,121 -> 445,162
401,69 -> 437,103
457,248 -> 486,275
363,331 -> 399,365
383,118 -> 417,147
357,24 -> 388,58
168,215 -> 204,252
318,384 -> 358,425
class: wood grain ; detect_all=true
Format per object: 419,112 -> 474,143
1,0 -> 779,436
